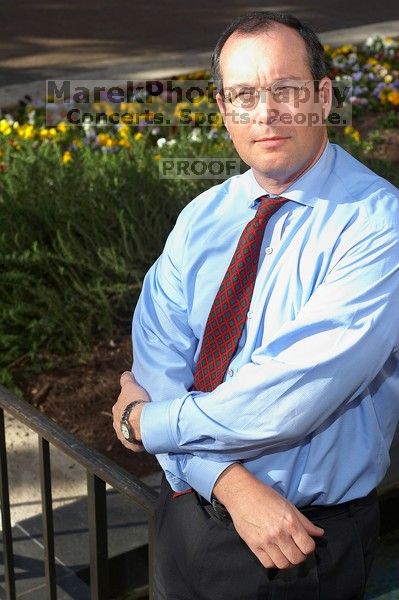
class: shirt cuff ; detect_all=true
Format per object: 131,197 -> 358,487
186,455 -> 236,502
140,400 -> 180,454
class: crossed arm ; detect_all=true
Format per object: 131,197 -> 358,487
112,372 -> 324,569
112,211 -> 399,569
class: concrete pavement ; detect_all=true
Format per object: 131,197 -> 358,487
0,413 -> 161,598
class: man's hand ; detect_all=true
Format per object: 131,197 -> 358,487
213,464 -> 324,570
112,371 -> 150,452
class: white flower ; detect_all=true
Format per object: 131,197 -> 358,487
365,35 -> 378,47
188,127 -> 202,142
207,129 -> 219,140
157,137 -> 167,148
166,139 -> 177,147
82,116 -> 96,138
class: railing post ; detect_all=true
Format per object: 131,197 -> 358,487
0,408 -> 16,600
0,385 -> 158,599
39,436 -> 57,599
87,472 -> 109,600
147,517 -> 155,600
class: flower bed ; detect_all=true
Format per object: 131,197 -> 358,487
0,35 -> 398,389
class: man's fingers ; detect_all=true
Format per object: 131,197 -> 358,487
263,543 -> 294,569
291,522 -> 321,557
275,534 -> 308,566
297,511 -> 324,537
120,371 -> 135,387
250,547 -> 277,570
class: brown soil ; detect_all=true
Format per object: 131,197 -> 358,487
22,334 -> 160,478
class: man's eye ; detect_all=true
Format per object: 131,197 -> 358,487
274,85 -> 299,93
236,89 -> 254,98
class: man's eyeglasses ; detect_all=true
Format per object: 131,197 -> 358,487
220,80 -> 319,109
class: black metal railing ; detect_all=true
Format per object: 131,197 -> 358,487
0,383 -> 158,600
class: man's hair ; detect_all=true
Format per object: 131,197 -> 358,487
211,11 -> 327,87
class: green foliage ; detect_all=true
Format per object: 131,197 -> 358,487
0,122 -> 397,390
0,133 -> 233,388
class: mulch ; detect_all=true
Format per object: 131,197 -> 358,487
22,334 -> 160,478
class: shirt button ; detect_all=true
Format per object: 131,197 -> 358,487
227,369 -> 234,377
247,311 -> 253,319
265,247 -> 273,254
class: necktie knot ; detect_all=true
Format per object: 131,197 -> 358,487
256,195 -> 288,220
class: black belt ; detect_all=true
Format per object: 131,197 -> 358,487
196,488 -> 378,524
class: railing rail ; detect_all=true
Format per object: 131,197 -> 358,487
0,383 -> 158,600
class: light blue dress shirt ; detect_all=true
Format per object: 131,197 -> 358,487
132,141 -> 399,505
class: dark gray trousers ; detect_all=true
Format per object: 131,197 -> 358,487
152,475 -> 380,600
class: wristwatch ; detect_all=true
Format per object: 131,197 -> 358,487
120,400 -> 145,444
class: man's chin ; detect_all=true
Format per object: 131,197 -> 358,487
252,159 -> 291,180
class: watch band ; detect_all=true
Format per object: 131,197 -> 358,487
120,400 -> 145,445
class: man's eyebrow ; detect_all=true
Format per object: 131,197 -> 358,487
224,76 -> 304,86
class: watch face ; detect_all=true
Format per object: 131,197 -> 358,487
121,422 -> 130,440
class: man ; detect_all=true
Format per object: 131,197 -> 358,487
112,11 -> 399,599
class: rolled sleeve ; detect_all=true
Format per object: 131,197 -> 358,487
140,400 -> 180,454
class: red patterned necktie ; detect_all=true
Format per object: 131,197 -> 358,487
192,195 -> 288,393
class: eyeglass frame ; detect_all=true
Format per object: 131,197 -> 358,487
219,79 -> 321,109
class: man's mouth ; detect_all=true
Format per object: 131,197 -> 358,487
253,136 -> 291,148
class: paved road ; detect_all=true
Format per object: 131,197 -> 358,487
1,0 -> 399,87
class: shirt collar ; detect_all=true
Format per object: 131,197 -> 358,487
245,141 -> 335,208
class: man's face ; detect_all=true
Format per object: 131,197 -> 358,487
216,25 -> 332,189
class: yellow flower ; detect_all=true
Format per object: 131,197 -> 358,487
118,138 -> 131,148
40,128 -> 51,138
344,125 -> 361,142
8,139 -> 21,151
341,44 -> 355,54
174,102 -> 191,119
118,125 -> 130,139
331,44 -> 355,58
366,57 -> 378,66
153,153 -> 161,161
0,119 -> 12,136
97,133 -> 111,146
387,90 -> 399,106
134,131 -> 143,141
62,151 -> 73,164
57,121 -> 68,134
17,124 -> 35,140
384,74 -> 393,84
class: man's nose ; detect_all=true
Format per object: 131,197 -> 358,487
253,90 -> 282,125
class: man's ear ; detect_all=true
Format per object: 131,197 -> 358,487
216,92 -> 229,131
317,77 -> 333,120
